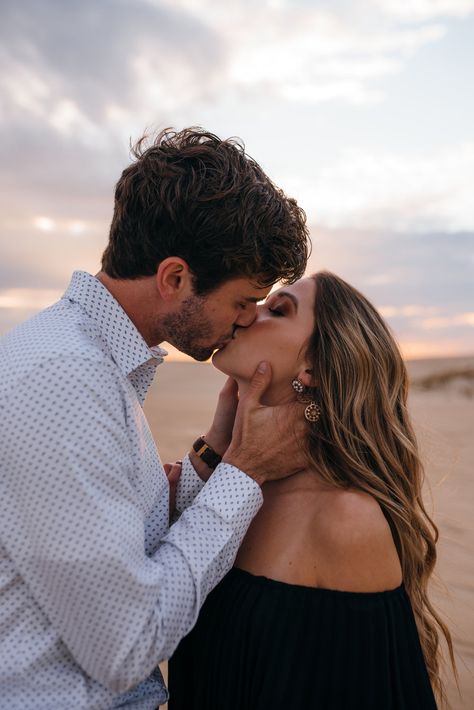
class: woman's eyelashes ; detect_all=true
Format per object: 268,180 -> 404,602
267,303 -> 285,317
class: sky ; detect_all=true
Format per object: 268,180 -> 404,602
1,0 -> 473,360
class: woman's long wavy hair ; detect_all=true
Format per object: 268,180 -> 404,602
304,271 -> 456,704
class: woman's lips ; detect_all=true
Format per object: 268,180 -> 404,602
216,328 -> 241,350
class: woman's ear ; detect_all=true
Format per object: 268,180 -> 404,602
297,366 -> 318,389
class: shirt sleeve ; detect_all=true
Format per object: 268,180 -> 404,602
0,355 -> 262,695
174,453 -> 206,513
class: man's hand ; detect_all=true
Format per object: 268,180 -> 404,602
222,362 -> 308,486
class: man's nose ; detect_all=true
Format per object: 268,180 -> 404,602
235,306 -> 258,328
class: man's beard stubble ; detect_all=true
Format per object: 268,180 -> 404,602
159,294 -> 221,361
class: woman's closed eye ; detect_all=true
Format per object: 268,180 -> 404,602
267,304 -> 285,317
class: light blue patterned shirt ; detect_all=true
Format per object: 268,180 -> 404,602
0,271 -> 263,709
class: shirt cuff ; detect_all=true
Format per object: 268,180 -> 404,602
164,462 -> 263,591
192,462 -> 263,531
174,453 -> 206,513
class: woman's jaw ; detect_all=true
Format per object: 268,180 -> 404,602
212,332 -> 296,407
211,277 -> 317,407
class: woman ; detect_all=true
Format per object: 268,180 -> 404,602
168,272 -> 455,709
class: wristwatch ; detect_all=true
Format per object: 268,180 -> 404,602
192,436 -> 222,470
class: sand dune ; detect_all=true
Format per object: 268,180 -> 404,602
145,356 -> 474,709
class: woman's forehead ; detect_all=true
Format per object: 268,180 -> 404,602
273,277 -> 315,300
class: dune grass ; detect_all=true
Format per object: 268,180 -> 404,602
411,367 -> 474,397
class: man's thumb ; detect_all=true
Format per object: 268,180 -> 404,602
246,361 -> 272,401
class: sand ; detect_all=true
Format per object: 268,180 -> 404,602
144,356 -> 474,709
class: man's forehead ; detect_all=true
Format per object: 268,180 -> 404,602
243,284 -> 272,301
229,277 -> 272,300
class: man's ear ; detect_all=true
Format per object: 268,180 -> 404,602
155,257 -> 192,301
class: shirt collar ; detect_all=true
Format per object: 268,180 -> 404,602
62,271 -> 168,379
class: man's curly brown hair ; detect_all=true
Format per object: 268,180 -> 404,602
102,127 -> 309,294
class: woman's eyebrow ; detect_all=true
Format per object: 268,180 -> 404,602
273,291 -> 298,311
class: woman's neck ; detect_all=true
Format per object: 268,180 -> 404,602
235,376 -> 329,487
235,377 -> 293,407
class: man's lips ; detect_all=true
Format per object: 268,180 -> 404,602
215,327 -> 242,350
215,333 -> 236,350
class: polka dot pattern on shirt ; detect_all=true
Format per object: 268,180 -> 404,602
0,271 -> 263,710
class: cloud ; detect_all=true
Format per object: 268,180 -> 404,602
398,338 -> 472,359
303,227 -> 474,356
229,22 -> 444,104
0,216 -> 106,291
373,0 -> 474,21
157,0 -> 448,105
418,312 -> 474,329
1,226 -> 473,359
0,0 -> 457,143
1,0 -> 473,358
306,228 -> 474,310
279,142 -> 474,232
379,305 -> 442,318
1,0 -> 470,230
0,0 -> 224,125
0,288 -> 63,310
0,0 -> 230,242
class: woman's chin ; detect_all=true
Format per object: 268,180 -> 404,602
211,343 -> 244,378
211,346 -> 230,373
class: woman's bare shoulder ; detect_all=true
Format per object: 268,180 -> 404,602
311,488 -> 403,593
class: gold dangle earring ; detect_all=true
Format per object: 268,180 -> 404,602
303,401 -> 321,423
291,379 -> 321,423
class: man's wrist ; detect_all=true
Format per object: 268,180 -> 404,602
222,448 -> 265,488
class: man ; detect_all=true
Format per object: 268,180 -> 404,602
0,128 -> 309,708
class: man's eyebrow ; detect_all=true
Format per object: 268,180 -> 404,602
243,296 -> 264,303
272,291 -> 299,310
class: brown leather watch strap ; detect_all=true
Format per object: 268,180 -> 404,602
192,436 -> 222,470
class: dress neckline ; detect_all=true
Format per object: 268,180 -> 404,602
231,566 -> 404,598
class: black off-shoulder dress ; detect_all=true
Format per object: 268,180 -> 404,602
168,567 -> 437,709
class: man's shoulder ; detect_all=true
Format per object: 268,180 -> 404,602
0,300 -> 114,398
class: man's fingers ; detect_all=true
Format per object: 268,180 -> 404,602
164,461 -> 182,482
244,361 -> 272,404
286,403 -> 308,438
168,462 -> 182,483
167,462 -> 182,522
220,377 -> 238,398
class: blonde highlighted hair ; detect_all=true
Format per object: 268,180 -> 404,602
305,271 -> 456,704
